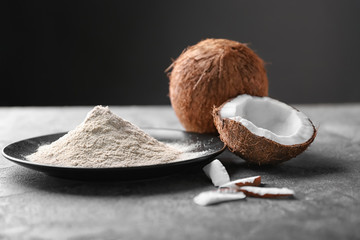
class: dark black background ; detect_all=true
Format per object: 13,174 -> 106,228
2,0 -> 360,106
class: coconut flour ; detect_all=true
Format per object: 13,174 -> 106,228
27,106 -> 183,168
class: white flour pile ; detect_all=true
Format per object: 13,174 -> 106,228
27,106 -> 183,168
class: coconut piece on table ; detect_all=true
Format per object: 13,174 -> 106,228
194,189 -> 246,206
220,176 -> 261,189
239,186 -> 295,198
202,159 -> 230,186
213,94 -> 317,165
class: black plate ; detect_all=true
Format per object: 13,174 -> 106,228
2,129 -> 225,181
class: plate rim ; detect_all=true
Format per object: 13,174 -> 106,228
1,128 -> 226,171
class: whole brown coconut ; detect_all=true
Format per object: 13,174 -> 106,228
167,38 -> 268,133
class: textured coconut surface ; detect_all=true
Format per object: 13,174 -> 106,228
168,39 -> 268,133
0,105 -> 360,239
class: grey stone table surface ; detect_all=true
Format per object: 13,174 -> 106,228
0,105 -> 359,240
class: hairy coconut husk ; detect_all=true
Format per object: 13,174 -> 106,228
213,106 -> 317,165
167,38 -> 268,133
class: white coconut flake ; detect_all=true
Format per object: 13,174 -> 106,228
240,186 -> 295,197
193,190 -> 246,206
202,159 -> 230,186
220,176 -> 261,189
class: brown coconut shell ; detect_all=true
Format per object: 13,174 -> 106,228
213,105 -> 317,165
167,38 -> 268,133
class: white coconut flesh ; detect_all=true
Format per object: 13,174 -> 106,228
219,95 -> 315,146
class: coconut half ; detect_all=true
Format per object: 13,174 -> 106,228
213,94 -> 317,165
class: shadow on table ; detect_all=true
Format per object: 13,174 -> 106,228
221,150 -> 348,180
7,148 -> 348,197
7,165 -> 213,197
